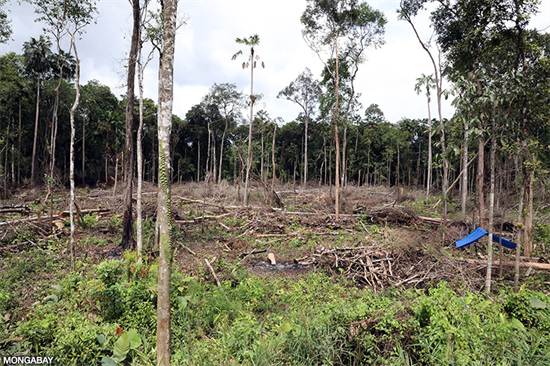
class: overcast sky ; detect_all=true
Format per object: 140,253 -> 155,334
2,0 -> 549,124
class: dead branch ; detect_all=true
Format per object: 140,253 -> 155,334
0,215 -> 60,227
204,258 -> 221,286
458,258 -> 550,271
175,196 -> 227,212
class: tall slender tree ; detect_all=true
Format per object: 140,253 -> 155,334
301,0 -> 385,219
121,0 -> 141,250
22,35 -> 52,184
232,34 -> 264,206
277,68 -> 321,186
205,83 -> 244,184
156,0 -> 177,363
414,73 -> 435,201
399,0 -> 448,223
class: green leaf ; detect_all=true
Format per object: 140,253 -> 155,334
283,322 -> 293,332
113,332 -> 130,362
128,329 -> 142,350
101,356 -> 118,366
96,334 -> 107,347
530,296 -> 548,309
510,318 -> 525,331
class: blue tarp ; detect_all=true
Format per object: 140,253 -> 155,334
455,227 -> 517,249
456,227 -> 488,248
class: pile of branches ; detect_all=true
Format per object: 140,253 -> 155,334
354,206 -> 421,226
297,246 -> 485,291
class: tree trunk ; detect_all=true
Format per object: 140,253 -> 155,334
342,124 -> 347,189
197,140 -> 200,182
303,114 -> 308,186
82,115 -> 86,185
206,122 -> 211,180
18,100 -> 21,185
271,123 -> 277,192
396,138 -> 400,195
333,37 -> 340,220
50,73 -> 62,188
462,119 -> 469,220
524,158 -> 534,257
514,158 -> 524,292
261,130 -> 264,182
136,47 -> 145,255
156,0 -> 177,363
65,27 -> 81,272
485,134 -> 496,294
31,73 -> 41,184
477,138 -> 485,226
218,117 -> 228,184
120,0 -> 140,250
244,47 -> 255,206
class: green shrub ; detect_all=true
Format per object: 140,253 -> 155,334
95,259 -> 123,287
80,213 -> 102,229
503,289 -> 550,331
0,288 -> 13,313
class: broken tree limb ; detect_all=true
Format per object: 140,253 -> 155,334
175,196 -> 227,212
204,258 -> 221,287
58,208 -> 110,217
0,215 -> 60,227
458,258 -> 550,271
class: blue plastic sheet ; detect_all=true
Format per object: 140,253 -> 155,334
456,227 -> 488,248
455,227 -> 517,249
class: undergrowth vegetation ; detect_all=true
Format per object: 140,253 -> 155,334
1,249 -> 550,365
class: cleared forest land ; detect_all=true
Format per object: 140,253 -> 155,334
1,182 -> 550,365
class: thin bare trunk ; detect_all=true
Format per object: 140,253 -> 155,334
136,46 -> 150,255
31,74 -> 41,184
261,131 -> 264,182
304,115 -> 308,186
244,46 -> 255,206
82,116 -> 86,185
271,123 -> 277,192
514,163 -> 524,292
218,117 -> 228,183
18,100 -> 21,185
156,0 -> 177,364
462,119 -> 469,219
485,135 -> 496,294
121,0 -> 140,250
65,27 -> 81,272
333,37 -> 340,220
477,139 -> 485,226
524,161 -> 534,257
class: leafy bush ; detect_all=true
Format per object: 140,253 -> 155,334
95,259 -> 123,287
503,288 -> 550,331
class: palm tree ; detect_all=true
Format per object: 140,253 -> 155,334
22,35 -> 52,184
414,73 -> 436,201
232,34 -> 264,206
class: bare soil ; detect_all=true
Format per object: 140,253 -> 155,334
0,181 -> 535,298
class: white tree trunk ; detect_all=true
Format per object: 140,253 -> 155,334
156,0 -> 177,364
244,48 -> 254,206
66,30 -> 80,271
462,119 -> 469,219
485,135 -> 496,293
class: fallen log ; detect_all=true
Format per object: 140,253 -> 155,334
458,258 -> 550,271
0,215 -> 60,227
58,208 -> 110,217
175,196 -> 227,212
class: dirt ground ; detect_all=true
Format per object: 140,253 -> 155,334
0,181 -> 537,296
